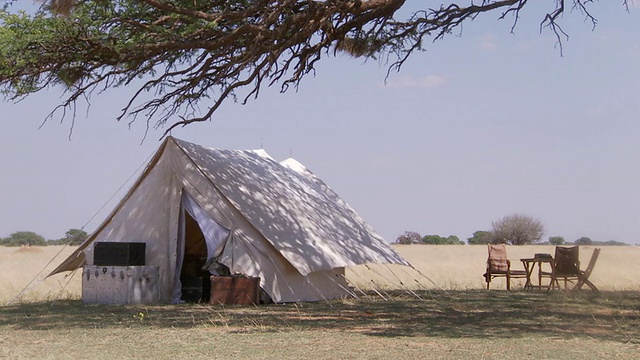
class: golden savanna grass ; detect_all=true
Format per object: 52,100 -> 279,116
2,244 -> 639,303
0,246 -> 81,304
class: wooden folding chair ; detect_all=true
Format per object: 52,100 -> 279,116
546,246 -> 599,292
574,248 -> 600,292
483,244 -> 527,290
549,246 -> 580,290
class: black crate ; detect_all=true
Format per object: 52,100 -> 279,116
93,242 -> 146,266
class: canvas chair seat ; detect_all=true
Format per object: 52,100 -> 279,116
492,269 -> 528,275
486,268 -> 527,276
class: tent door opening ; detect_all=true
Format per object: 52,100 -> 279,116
179,211 -> 211,303
173,191 -> 231,304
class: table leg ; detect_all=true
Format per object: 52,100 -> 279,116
537,262 -> 542,289
522,260 -> 534,289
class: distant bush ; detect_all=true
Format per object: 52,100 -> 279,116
422,235 -> 464,245
467,231 -> 492,245
549,236 -> 565,245
574,237 -> 592,245
1,228 -> 87,247
48,229 -> 88,246
0,231 -> 46,246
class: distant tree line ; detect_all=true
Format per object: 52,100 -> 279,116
468,232 -> 626,246
396,231 -> 464,245
547,236 -> 627,246
0,229 -> 88,246
397,213 -> 630,246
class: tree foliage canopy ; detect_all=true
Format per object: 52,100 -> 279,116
548,236 -> 565,245
0,0 -> 629,134
574,236 -> 592,245
0,231 -> 47,246
422,234 -> 463,245
48,228 -> 88,245
490,214 -> 544,245
467,230 -> 492,245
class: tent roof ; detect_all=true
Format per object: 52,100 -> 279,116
174,138 -> 409,275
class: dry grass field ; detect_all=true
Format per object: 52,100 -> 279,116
1,244 -> 639,359
2,244 -> 639,303
0,246 -> 81,304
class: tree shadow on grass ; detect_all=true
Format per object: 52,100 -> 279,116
1,290 -> 638,344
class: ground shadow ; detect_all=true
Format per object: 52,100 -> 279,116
1,290 -> 638,344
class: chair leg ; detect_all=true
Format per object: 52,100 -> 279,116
506,274 -> 511,291
583,280 -> 598,292
574,275 -> 599,292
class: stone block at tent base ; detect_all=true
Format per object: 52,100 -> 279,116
210,276 -> 260,305
82,265 -> 160,304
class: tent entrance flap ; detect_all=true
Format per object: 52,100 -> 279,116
182,192 -> 230,261
172,191 -> 231,303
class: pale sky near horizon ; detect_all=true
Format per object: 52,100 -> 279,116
1,1 -> 639,245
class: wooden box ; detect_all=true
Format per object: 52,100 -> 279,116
210,276 -> 260,305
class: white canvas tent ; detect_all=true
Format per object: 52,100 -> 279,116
50,137 -> 410,303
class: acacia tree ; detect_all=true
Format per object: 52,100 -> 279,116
575,236 -> 592,245
0,1 -> 630,134
0,231 -> 47,246
490,214 -> 544,245
467,230 -> 492,245
48,228 -> 88,245
548,236 -> 565,245
422,234 -> 463,245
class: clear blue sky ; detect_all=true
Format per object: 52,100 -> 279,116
1,1 -> 639,244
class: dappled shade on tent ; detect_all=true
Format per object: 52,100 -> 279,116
50,137 -> 409,303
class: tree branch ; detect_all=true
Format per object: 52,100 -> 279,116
0,0 -> 628,136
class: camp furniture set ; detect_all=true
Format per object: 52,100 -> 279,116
484,244 -> 599,292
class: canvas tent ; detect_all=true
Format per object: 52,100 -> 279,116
50,137 -> 409,303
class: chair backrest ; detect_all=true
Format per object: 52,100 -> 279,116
488,244 -> 509,272
582,248 -> 601,278
554,246 -> 580,276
